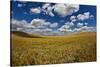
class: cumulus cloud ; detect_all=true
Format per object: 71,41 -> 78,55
54,4 -> 79,17
11,18 -> 58,35
30,7 -> 41,14
17,1 -> 26,7
30,19 -> 59,29
41,3 -> 79,17
58,28 -> 73,32
11,19 -> 28,27
11,18 -> 96,36
58,19 -> 96,34
46,6 -> 54,16
43,22 -> 51,26
84,22 -> 88,26
48,11 -> 55,17
77,12 -> 94,21
73,26 -> 96,32
29,3 -> 80,17
31,19 -> 45,27
71,19 -> 77,22
58,21 -> 74,32
77,22 -> 84,28
18,4 -> 23,7
70,16 -> 76,20
30,18 -> 53,29
65,22 -> 74,28
50,22 -> 58,28
11,19 -> 30,31
43,28 -> 52,32
42,3 -> 50,9
69,12 -> 94,24
42,3 -> 54,16
70,15 -> 77,22
11,19 -> 39,32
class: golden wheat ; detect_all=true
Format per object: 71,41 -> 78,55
11,32 -> 96,66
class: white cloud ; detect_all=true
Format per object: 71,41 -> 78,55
30,7 -> 41,14
70,16 -> 76,20
17,28 -> 24,31
58,28 -> 73,32
58,21 -> 74,32
48,11 -> 55,16
84,22 -> 88,26
54,4 -> 79,17
90,15 -> 94,18
31,19 -> 58,29
43,22 -> 51,26
11,19 -> 54,34
42,3 -> 54,16
30,19 -> 46,27
11,19 -> 29,31
70,16 -> 77,22
41,3 -> 79,17
73,28 -> 80,32
46,6 -> 54,16
18,3 -> 23,7
61,25 -> 69,29
30,18 -> 55,33
80,26 -> 96,32
33,28 -> 41,32
11,19 -> 96,36
30,19 -> 52,29
77,22 -> 84,28
69,12 -> 94,23
11,19 -> 28,27
77,12 -> 94,21
11,19 -> 40,33
50,22 -> 58,28
12,19 -> 74,35
73,26 -> 96,32
65,22 -> 74,28
43,28 -> 52,32
58,28 -> 65,32
25,24 -> 35,29
42,3 -> 50,9
71,19 -> 77,22
77,14 -> 85,21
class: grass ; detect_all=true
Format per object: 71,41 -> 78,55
11,31 -> 96,66
12,31 -> 42,38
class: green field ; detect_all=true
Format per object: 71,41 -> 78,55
11,31 -> 96,66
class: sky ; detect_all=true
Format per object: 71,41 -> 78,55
11,0 -> 96,36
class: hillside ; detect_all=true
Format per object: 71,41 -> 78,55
11,31 -> 42,38
11,32 -> 96,66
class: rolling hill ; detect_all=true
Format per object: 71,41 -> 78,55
11,31 -> 42,38
11,32 -> 96,66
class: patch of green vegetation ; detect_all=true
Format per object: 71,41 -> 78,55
12,31 -> 42,38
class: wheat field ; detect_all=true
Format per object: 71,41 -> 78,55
11,31 -> 96,66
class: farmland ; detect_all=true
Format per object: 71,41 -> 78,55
11,31 -> 96,66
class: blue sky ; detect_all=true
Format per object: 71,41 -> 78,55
11,1 -> 96,35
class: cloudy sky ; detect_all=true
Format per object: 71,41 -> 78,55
11,0 -> 96,36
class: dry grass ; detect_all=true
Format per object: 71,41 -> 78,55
11,32 -> 96,66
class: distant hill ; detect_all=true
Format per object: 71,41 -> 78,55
11,31 -> 96,38
11,31 -> 42,38
64,32 -> 96,37
73,32 -> 96,36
